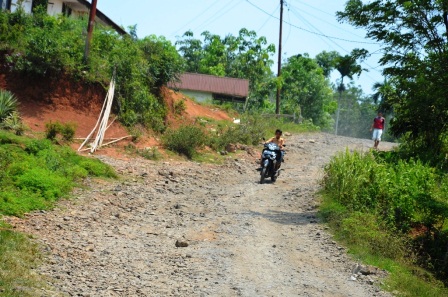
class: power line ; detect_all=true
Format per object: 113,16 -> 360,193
283,3 -> 292,48
257,3 -> 280,32
193,0 -> 241,33
245,0 -> 381,45
292,0 -> 334,17
289,7 -> 337,53
170,0 -> 221,37
288,2 -> 366,40
288,5 -> 383,78
287,6 -> 382,84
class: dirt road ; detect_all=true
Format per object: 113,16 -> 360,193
9,133 -> 395,297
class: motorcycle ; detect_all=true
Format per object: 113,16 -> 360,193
259,142 -> 284,184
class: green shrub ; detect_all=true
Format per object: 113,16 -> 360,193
44,121 -> 76,143
0,132 -> 116,216
25,138 -> 53,155
1,111 -> 25,135
173,99 -> 186,115
139,147 -> 161,160
339,211 -> 408,259
60,122 -> 76,141
162,125 -> 206,158
15,168 -> 71,200
45,121 -> 61,141
322,150 -> 444,231
0,89 -> 18,122
78,158 -> 116,178
321,150 -> 448,291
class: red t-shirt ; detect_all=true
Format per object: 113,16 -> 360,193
373,116 -> 385,129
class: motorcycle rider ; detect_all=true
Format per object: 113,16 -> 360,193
261,129 -> 285,171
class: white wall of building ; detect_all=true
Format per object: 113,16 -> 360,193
9,0 -> 76,17
180,90 -> 213,103
47,0 -> 64,15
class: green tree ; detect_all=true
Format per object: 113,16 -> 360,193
337,0 -> 448,159
334,49 -> 368,135
315,50 -> 339,78
139,35 -> 185,90
176,30 -> 203,73
281,54 -> 335,128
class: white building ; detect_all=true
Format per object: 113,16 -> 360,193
0,0 -> 127,35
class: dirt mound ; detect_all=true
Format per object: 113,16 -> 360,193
0,69 -> 128,140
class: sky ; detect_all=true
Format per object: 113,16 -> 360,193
98,0 -> 384,95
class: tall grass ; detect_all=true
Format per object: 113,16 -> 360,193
321,150 -> 448,296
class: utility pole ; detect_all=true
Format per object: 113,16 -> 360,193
275,0 -> 284,115
84,0 -> 98,64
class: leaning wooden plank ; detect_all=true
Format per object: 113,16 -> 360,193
100,135 -> 132,147
91,78 -> 116,153
105,116 -> 117,131
75,137 -> 121,141
99,79 -> 115,147
78,135 -> 131,152
78,86 -> 110,151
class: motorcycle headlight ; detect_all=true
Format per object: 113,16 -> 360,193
262,151 -> 271,158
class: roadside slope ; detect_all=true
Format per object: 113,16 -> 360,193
7,133 -> 395,296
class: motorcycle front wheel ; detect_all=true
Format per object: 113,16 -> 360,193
260,167 -> 267,184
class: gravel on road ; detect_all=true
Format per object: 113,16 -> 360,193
7,133 -> 395,297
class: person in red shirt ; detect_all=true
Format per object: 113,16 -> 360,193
370,112 -> 385,150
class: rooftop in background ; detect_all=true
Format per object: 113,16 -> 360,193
168,73 -> 249,99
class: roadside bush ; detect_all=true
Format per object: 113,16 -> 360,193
323,150 -> 443,231
45,121 -> 76,143
173,99 -> 186,115
45,121 -> 60,141
25,138 -> 52,154
339,211 -> 408,259
125,143 -> 162,161
0,131 -> 116,216
15,167 -> 72,200
321,150 -> 448,291
162,125 -> 206,158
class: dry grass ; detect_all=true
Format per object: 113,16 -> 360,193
0,223 -> 46,296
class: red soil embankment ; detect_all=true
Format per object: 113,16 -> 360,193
0,69 -> 128,140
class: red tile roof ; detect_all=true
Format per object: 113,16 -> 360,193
168,73 -> 249,98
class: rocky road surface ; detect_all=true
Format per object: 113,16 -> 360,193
8,133 -> 396,297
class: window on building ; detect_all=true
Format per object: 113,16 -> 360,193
0,0 -> 12,10
62,3 -> 71,16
